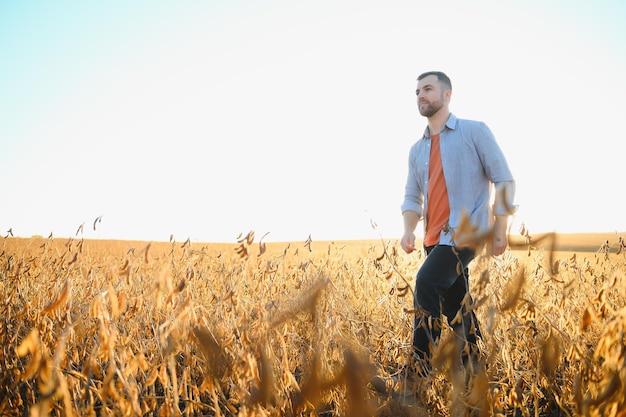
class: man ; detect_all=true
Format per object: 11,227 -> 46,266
401,71 -> 515,375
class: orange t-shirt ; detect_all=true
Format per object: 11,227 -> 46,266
424,133 -> 450,246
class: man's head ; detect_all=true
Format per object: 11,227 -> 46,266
417,71 -> 452,91
416,71 -> 452,118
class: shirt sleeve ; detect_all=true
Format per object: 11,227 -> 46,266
471,122 -> 516,215
472,122 -> 515,183
401,144 -> 424,219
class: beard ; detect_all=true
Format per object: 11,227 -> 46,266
418,95 -> 444,117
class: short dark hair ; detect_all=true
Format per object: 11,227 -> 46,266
417,71 -> 452,91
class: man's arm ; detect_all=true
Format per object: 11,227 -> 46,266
491,214 -> 509,256
401,210 -> 420,254
491,181 -> 516,256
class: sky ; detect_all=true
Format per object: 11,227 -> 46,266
1,0 -> 625,244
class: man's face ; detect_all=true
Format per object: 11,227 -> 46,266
416,75 -> 448,118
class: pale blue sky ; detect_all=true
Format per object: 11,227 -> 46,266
1,0 -> 625,243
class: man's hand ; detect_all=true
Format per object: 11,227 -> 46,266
491,215 -> 509,256
401,210 -> 420,254
491,231 -> 507,256
401,231 -> 416,254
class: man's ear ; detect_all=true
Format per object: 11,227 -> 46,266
444,89 -> 452,104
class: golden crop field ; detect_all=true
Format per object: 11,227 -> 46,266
1,229 -> 626,416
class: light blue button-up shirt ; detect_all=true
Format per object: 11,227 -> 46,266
401,113 -> 515,246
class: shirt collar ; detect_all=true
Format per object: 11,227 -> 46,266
422,113 -> 457,139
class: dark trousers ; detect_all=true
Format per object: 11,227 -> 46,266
412,245 -> 482,367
